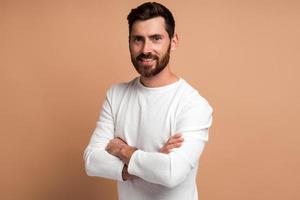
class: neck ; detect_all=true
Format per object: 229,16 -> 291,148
140,65 -> 179,88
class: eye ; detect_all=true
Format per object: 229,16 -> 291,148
132,36 -> 143,43
152,35 -> 162,41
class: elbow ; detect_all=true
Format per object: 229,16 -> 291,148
85,164 -> 96,177
161,161 -> 193,188
84,156 -> 101,177
163,181 -> 180,188
85,167 -> 92,177
161,171 -> 188,188
84,157 -> 94,177
161,177 -> 184,188
84,157 -> 92,176
83,148 -> 96,177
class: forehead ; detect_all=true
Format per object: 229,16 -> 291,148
131,16 -> 168,36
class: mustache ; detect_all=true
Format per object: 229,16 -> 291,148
137,53 -> 158,60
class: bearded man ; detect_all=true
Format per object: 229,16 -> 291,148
84,2 -> 213,200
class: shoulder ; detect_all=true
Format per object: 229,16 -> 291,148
178,79 -> 213,113
105,77 -> 138,101
175,79 -> 213,134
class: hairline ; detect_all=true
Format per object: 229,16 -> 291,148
129,16 -> 173,40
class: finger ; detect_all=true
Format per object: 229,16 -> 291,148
172,133 -> 182,138
167,137 -> 184,145
167,134 -> 183,143
165,143 -> 182,151
160,144 -> 181,154
159,145 -> 170,153
116,137 -> 127,144
169,143 -> 182,149
111,138 -> 121,143
105,141 -> 112,150
160,135 -> 184,153
159,148 -> 170,154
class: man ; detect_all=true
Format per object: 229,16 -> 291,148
84,2 -> 213,200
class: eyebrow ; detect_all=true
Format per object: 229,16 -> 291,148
130,34 -> 164,39
131,35 -> 143,39
150,34 -> 163,38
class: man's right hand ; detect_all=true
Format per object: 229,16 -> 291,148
122,165 -> 138,181
159,133 -> 184,154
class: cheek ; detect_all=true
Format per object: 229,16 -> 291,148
129,45 -> 140,56
154,45 -> 168,56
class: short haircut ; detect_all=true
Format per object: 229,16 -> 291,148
127,2 -> 175,39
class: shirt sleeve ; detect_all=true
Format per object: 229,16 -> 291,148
127,92 -> 213,188
83,88 -> 124,182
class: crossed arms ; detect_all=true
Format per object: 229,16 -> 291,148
83,90 -> 212,187
105,134 -> 184,180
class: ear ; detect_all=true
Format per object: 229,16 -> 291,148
170,33 -> 179,51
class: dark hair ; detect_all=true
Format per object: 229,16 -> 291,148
127,2 -> 175,39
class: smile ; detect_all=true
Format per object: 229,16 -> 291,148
138,59 -> 156,64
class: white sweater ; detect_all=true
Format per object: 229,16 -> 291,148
84,77 -> 213,200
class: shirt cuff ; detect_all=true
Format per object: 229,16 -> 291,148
127,149 -> 140,176
117,161 -> 126,182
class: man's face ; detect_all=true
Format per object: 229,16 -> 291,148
129,17 -> 173,78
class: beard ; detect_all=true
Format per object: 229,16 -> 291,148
131,44 -> 171,78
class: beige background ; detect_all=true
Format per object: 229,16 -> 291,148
1,0 -> 299,199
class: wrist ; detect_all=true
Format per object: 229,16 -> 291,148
122,165 -> 128,181
120,145 -> 137,165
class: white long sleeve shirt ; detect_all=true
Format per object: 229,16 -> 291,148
84,77 -> 213,200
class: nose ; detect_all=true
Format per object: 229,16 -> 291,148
142,39 -> 152,54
